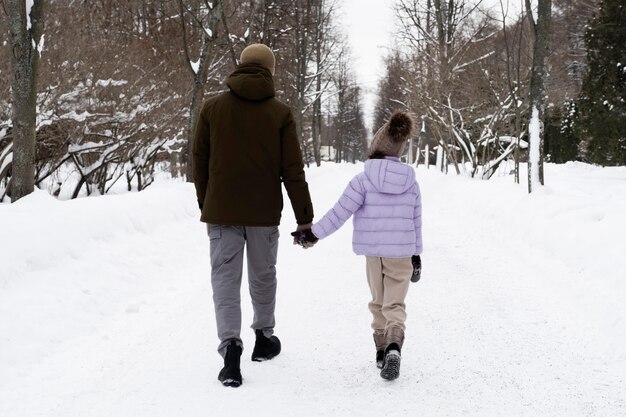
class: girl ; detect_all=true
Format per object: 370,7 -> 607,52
292,110 -> 423,381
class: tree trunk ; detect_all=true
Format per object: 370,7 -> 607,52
293,0 -> 311,167
7,0 -> 44,202
186,77 -> 206,181
527,0 -> 552,193
180,0 -> 222,182
311,2 -> 323,167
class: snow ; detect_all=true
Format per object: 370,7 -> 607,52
498,135 -> 528,148
528,105 -> 541,189
0,152 -> 12,173
190,59 -> 200,75
95,79 -> 128,87
452,51 -> 496,73
60,110 -> 92,122
36,33 -> 44,53
31,35 -> 44,54
1,162 -> 625,416
25,0 -> 34,31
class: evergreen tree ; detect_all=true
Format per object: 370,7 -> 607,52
545,101 -> 581,163
577,0 -> 626,165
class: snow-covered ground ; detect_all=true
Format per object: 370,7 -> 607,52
1,162 -> 625,417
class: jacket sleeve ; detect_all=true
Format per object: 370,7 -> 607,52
311,175 -> 364,240
280,110 -> 314,224
192,103 -> 210,209
413,182 -> 423,255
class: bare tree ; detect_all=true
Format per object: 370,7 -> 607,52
178,0 -> 224,182
0,0 -> 346,201
310,0 -> 338,166
5,0 -> 44,201
395,0 -> 496,175
328,46 -> 367,163
526,0 -> 552,192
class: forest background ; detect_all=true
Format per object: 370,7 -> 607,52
0,0 -> 623,202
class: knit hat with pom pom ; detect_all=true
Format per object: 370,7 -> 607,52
369,110 -> 415,158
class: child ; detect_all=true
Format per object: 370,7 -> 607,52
292,110 -> 423,381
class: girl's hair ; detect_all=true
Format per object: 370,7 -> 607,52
368,150 -> 387,159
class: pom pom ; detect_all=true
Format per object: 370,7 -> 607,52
387,111 -> 414,142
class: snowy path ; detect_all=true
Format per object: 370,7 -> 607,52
1,163 -> 624,417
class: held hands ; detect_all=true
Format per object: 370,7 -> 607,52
291,224 -> 319,249
411,255 -> 421,283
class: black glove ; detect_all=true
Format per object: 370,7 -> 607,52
198,200 -> 203,210
290,228 -> 319,248
411,255 -> 421,282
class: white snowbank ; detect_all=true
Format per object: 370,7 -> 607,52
0,181 -> 196,285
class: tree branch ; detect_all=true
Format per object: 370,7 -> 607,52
525,0 -> 536,33
219,1 -> 238,67
0,0 -> 8,17
178,0 -> 197,78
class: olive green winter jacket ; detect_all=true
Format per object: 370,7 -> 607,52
192,63 -> 313,226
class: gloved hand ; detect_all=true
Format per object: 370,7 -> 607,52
291,228 -> 319,249
292,223 -> 312,245
411,255 -> 421,282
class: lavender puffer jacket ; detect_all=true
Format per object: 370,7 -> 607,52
311,157 -> 422,258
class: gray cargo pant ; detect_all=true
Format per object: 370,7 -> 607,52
207,224 -> 279,357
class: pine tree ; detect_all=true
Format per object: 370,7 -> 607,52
577,0 -> 626,166
545,101 -> 581,163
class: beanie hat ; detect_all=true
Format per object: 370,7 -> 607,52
240,44 -> 276,75
369,110 -> 415,158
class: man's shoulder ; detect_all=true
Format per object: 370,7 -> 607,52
268,97 -> 290,112
255,97 -> 288,119
202,91 -> 228,110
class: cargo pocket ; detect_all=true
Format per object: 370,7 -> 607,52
208,224 -> 224,269
208,223 -> 221,240
267,227 -> 279,266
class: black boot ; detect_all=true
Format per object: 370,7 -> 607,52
380,343 -> 401,381
373,331 -> 385,369
376,350 -> 385,369
251,329 -> 281,362
218,341 -> 242,387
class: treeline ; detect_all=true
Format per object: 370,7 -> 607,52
0,0 -> 367,201
1,0 -> 623,202
372,0 -> 624,181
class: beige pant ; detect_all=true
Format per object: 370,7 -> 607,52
366,256 -> 412,348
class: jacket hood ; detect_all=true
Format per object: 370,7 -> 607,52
364,157 -> 415,194
226,63 -> 275,101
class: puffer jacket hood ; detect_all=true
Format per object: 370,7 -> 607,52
225,63 -> 275,101
364,156 -> 416,195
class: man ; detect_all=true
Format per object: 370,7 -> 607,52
192,44 -> 314,388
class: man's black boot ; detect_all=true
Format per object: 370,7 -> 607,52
376,350 -> 385,369
218,341 -> 242,387
251,329 -> 281,361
